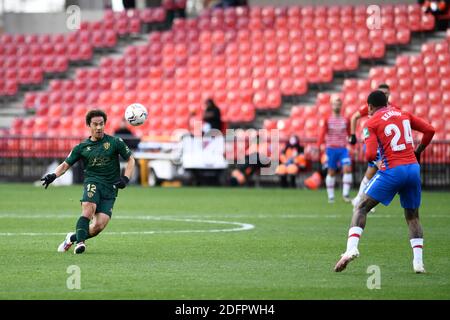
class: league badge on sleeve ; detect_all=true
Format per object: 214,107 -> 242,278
363,127 -> 370,139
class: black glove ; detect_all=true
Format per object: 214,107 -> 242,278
41,173 -> 57,189
414,150 -> 421,164
114,176 -> 129,189
348,134 -> 357,145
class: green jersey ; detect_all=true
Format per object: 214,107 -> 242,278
65,134 -> 132,186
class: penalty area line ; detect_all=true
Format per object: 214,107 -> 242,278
0,214 -> 255,236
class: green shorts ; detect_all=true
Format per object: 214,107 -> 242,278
81,182 -> 117,217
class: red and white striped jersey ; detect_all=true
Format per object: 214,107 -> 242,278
318,115 -> 350,148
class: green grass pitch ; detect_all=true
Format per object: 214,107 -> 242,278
0,183 -> 449,300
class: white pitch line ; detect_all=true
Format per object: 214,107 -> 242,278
0,214 -> 254,236
0,211 -> 448,236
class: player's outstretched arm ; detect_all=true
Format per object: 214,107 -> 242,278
114,156 -> 135,189
41,162 -> 71,189
124,155 -> 135,182
349,111 -> 361,145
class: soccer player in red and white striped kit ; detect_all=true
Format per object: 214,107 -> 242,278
317,97 -> 353,203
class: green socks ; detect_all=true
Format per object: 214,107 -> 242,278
75,216 -> 90,243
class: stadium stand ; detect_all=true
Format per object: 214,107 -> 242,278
1,3 -> 450,187
0,7 -> 167,97
2,3 -> 436,138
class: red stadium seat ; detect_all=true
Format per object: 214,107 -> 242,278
425,65 -> 439,77
292,78 -> 307,95
371,41 -> 386,59
411,77 -> 426,90
435,40 -> 449,54
305,65 -> 320,83
440,65 -> 450,77
442,92 -> 450,105
413,91 -> 427,105
428,104 -> 442,120
358,40 -> 372,59
343,79 -> 358,92
291,106 -> 305,119
396,28 -> 411,45
426,77 -> 441,91
394,14 -> 408,29
354,28 -> 368,43
398,77 -> 413,91
279,78 -> 296,96
441,77 -> 450,91
396,54 -> 411,67
128,18 -> 141,34
382,29 -> 397,45
421,14 -> 435,31
318,66 -> 333,83
345,54 -> 359,71
411,64 -> 425,77
398,90 -> 413,105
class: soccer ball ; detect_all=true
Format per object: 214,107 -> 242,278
125,103 -> 148,126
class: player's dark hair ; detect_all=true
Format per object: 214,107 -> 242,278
367,90 -> 388,108
206,98 -> 218,109
378,83 -> 390,90
86,109 -> 107,126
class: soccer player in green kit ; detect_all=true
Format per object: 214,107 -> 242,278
41,110 -> 135,254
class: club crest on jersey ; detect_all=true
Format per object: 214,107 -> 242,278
363,127 -> 370,138
103,142 -> 110,150
87,192 -> 94,198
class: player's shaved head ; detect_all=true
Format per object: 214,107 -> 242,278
378,83 -> 390,90
86,109 -> 107,126
378,83 -> 390,100
367,90 -> 387,109
331,96 -> 342,114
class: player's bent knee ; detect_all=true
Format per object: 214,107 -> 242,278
358,196 -> 377,214
90,225 -> 101,236
90,221 -> 107,236
95,213 -> 110,230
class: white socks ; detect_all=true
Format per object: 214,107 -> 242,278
410,238 -> 424,263
343,173 -> 353,197
325,175 -> 335,200
346,226 -> 363,252
326,174 -> 353,200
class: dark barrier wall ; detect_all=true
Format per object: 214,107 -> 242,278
0,136 -> 82,182
0,136 -> 449,189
